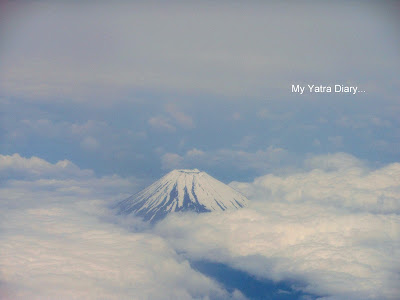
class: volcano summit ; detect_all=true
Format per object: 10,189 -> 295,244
116,169 -> 248,223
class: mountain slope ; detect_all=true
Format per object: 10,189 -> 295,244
116,169 -> 248,222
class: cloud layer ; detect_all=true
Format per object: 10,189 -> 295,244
1,152 -> 399,299
1,208 -> 239,300
1,1 -> 399,101
156,153 -> 400,299
230,153 -> 400,214
0,153 -> 245,299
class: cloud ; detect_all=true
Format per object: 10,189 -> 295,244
0,153 -> 244,299
148,104 -> 194,133
148,116 -> 176,132
256,109 -> 292,121
5,119 -> 112,152
161,153 -> 184,170
0,153 -> 145,206
165,104 -> 194,129
231,153 -> 400,214
1,2 -> 399,181
1,208 -> 240,300
336,115 -> 392,129
80,136 -> 100,151
17,119 -> 110,139
1,2 -> 398,101
155,153 -> 400,299
186,148 -> 205,157
303,152 -> 365,171
1,115 -> 152,175
0,153 -> 93,180
156,206 -> 400,300
1,152 -> 399,299
234,135 -> 255,149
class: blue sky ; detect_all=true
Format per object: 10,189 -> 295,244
1,1 -> 400,299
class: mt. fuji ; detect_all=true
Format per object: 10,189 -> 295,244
116,169 -> 248,223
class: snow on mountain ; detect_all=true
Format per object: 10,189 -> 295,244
116,169 -> 248,223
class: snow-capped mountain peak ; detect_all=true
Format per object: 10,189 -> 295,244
116,169 -> 248,222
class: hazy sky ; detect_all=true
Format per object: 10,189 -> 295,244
1,0 -> 399,183
1,1 -> 399,299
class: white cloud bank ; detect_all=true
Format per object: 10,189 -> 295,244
0,153 -> 244,299
1,152 -> 399,299
156,153 -> 400,299
1,208 -> 241,300
231,152 -> 400,214
0,153 -> 93,179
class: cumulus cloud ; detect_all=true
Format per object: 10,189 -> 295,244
303,152 -> 364,171
231,153 -> 400,214
2,152 -> 399,299
0,154 -> 145,212
0,153 -> 93,180
155,207 -> 400,300
1,208 -> 240,300
0,153 -> 244,299
155,153 -> 400,299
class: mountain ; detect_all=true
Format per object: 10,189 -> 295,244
116,169 -> 248,223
